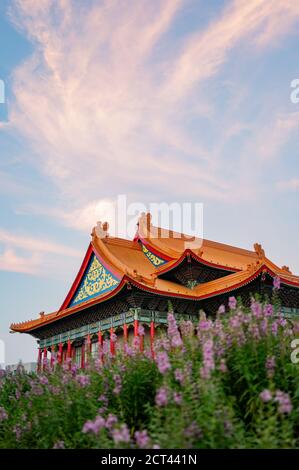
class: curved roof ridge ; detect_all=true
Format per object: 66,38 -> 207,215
154,248 -> 240,277
92,229 -> 154,282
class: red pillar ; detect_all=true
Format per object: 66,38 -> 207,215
123,324 -> 128,344
98,330 -> 103,362
37,348 -> 42,373
150,321 -> 155,357
81,340 -> 85,369
110,328 -> 115,355
134,319 -> 139,337
58,342 -> 63,364
67,339 -> 71,359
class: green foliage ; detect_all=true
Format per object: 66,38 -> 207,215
1,299 -> 299,449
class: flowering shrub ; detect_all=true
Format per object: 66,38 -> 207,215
1,295 -> 299,449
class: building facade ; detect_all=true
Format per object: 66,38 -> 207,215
10,213 -> 299,369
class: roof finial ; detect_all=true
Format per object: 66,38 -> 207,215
93,221 -> 109,239
282,265 -> 292,274
254,243 -> 265,259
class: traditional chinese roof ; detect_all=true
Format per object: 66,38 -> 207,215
10,213 -> 299,333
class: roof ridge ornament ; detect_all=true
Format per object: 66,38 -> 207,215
282,265 -> 292,274
254,243 -> 265,259
92,221 -> 109,239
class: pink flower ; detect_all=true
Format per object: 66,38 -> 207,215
156,351 -> 171,374
251,300 -> 262,318
275,390 -> 292,414
112,424 -> 130,444
133,336 -> 140,350
124,343 -> 134,356
135,430 -> 150,448
174,368 -> 184,385
138,324 -> 145,336
173,392 -> 182,404
273,276 -> 281,289
260,319 -> 268,335
171,334 -> 183,348
265,356 -> 275,378
198,319 -> 212,332
76,374 -> 90,387
263,304 -> 273,317
271,321 -> 278,336
228,296 -> 237,310
105,413 -> 118,430
184,422 -> 202,440
259,389 -> 272,402
113,374 -> 122,395
39,375 -> 49,385
200,339 -> 215,379
229,316 -> 240,330
180,320 -> 194,336
167,313 -> 181,344
218,304 -> 225,315
155,387 -> 168,407
102,340 -> 110,354
82,415 -> 105,434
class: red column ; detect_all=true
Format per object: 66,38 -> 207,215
98,330 -> 103,362
37,348 -> 42,373
58,343 -> 63,364
150,321 -> 155,357
81,340 -> 85,369
134,319 -> 139,337
67,339 -> 71,359
123,324 -> 128,342
110,328 -> 116,355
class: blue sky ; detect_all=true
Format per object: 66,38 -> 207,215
0,0 -> 299,365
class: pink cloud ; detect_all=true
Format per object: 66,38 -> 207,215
0,248 -> 41,275
277,178 -> 299,192
7,0 -> 299,215
0,228 -> 81,275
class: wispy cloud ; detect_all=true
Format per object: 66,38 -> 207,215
0,228 -> 81,257
0,228 -> 81,275
3,0 -> 299,238
0,248 -> 41,275
277,178 -> 299,192
161,0 -> 299,101
7,0 -> 299,208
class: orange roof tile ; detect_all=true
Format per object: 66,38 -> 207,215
10,213 -> 299,333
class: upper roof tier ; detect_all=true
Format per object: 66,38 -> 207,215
10,213 -> 299,333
